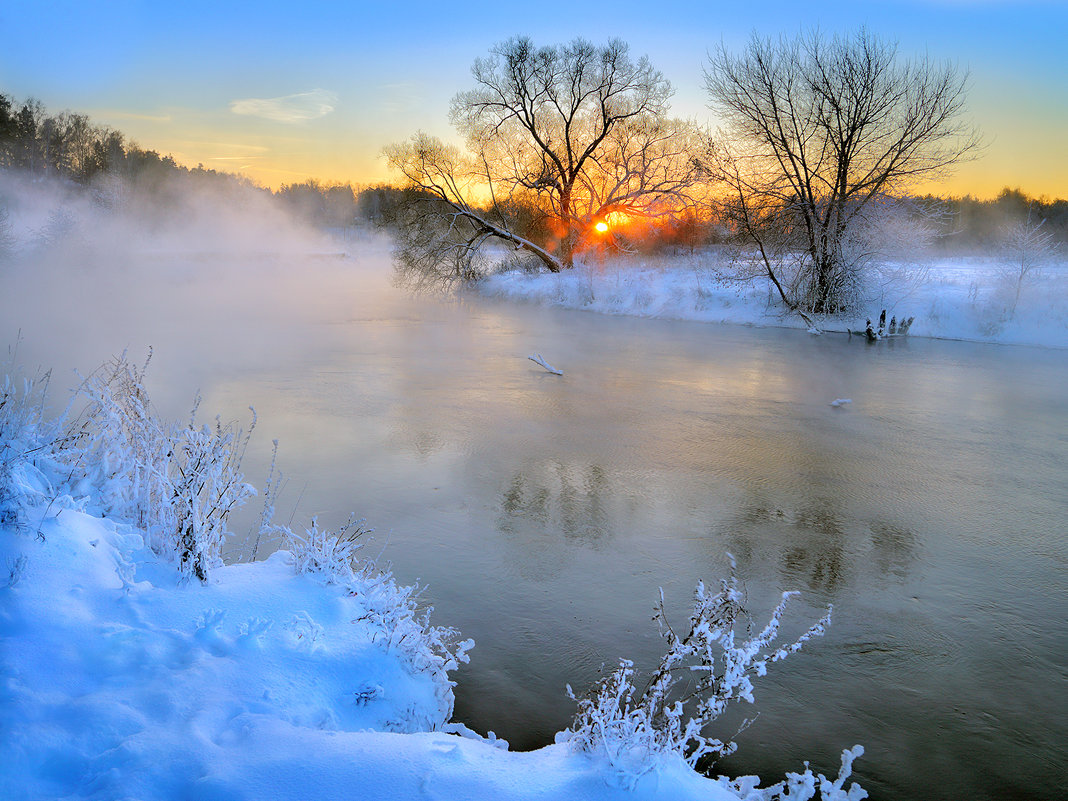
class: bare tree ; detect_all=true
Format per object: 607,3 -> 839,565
999,206 -> 1058,318
386,37 -> 710,287
0,205 -> 15,260
706,28 -> 979,315
384,132 -> 566,288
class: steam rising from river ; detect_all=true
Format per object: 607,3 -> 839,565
0,171 -> 401,418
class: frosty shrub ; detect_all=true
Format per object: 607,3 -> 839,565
840,198 -> 935,311
243,438 -> 286,562
70,352 -> 255,581
998,210 -> 1059,319
167,401 -> 257,581
286,516 -> 474,724
0,367 -> 63,531
353,560 -> 475,723
563,557 -> 835,788
285,515 -> 370,581
717,745 -> 867,801
70,351 -> 172,531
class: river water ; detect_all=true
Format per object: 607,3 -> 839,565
5,236 -> 1066,800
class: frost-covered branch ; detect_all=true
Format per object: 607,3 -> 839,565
717,745 -> 868,801
564,556 -> 836,789
0,362 -> 65,533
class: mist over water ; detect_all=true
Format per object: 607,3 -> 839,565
0,172 -> 358,413
2,175 -> 1066,801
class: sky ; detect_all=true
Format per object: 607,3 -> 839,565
2,0 -> 1066,198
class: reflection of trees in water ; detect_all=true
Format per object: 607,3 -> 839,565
714,493 -> 918,596
868,521 -> 917,579
779,498 -> 849,595
502,473 -> 550,524
779,499 -> 847,594
498,461 -> 611,544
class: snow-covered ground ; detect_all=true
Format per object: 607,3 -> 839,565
1,502 -> 745,801
477,251 -> 1068,349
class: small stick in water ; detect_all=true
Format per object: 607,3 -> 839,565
527,353 -> 563,375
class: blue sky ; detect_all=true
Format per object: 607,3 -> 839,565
2,0 -> 1066,196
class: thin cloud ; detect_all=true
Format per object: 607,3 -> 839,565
182,142 -> 271,152
229,89 -> 337,123
100,111 -> 173,123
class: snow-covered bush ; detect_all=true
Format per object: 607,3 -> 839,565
0,368 -> 63,531
354,565 -> 474,677
285,515 -> 370,581
837,198 -> 936,312
285,515 -> 474,724
69,351 -> 172,530
167,405 -> 257,581
69,352 -> 255,581
997,210 -> 1059,319
243,437 -> 286,562
563,557 -> 835,788
717,745 -> 867,801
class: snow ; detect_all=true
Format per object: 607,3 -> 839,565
477,252 -> 1068,349
0,480 -> 743,800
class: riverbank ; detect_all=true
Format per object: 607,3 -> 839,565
0,370 -> 865,801
0,501 -> 737,800
477,252 -> 1068,349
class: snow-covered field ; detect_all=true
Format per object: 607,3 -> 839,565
478,251 -> 1068,349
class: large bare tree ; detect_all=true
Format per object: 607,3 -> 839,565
706,28 -> 979,314
386,37 -> 709,287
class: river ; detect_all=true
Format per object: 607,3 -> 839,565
4,234 -> 1066,800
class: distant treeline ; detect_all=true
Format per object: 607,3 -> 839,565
2,93 -> 1065,254
0,93 -> 258,194
915,189 -> 1068,254
0,92 -> 396,227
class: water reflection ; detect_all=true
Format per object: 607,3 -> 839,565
498,462 -> 611,544
868,521 -> 917,580
713,494 -> 918,598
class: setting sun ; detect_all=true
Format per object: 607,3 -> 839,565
594,221 -> 609,233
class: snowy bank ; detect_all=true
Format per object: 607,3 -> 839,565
477,253 -> 1068,349
0,502 -> 738,801
1,364 -> 866,801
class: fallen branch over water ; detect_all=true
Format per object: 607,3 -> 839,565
527,354 -> 563,375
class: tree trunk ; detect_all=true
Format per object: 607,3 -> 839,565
813,255 -> 837,314
559,183 -> 576,268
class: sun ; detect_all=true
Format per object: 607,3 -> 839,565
594,221 -> 609,233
